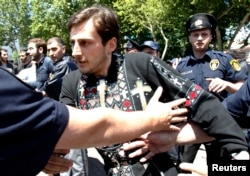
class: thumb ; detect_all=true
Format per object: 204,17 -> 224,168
149,86 -> 163,103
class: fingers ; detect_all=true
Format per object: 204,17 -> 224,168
139,151 -> 156,162
170,98 -> 187,107
42,154 -> 73,174
168,124 -> 182,131
127,145 -> 149,158
123,141 -> 147,151
206,78 -> 226,93
171,116 -> 187,124
147,86 -> 163,106
178,162 -> 207,176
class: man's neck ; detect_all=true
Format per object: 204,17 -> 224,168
193,51 -> 206,59
1,60 -> 7,64
35,54 -> 45,64
94,55 -> 112,78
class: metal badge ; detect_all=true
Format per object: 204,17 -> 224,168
209,59 -> 220,71
194,19 -> 203,27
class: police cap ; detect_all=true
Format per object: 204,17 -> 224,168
123,39 -> 140,50
140,40 -> 160,51
186,13 -> 217,33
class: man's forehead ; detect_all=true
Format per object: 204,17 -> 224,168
47,42 -> 60,49
70,19 -> 98,40
28,42 -> 36,48
190,28 -> 211,33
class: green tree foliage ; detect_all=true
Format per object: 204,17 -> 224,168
30,0 -> 113,52
116,0 -> 250,60
0,0 -> 31,49
0,0 -> 249,60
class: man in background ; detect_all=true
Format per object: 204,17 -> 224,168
140,40 -> 160,57
45,37 -> 77,100
123,39 -> 140,54
17,48 -> 32,74
0,48 -> 15,74
27,38 -> 54,94
176,12 -> 248,164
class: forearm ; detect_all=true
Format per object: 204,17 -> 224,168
225,81 -> 244,94
56,106 -> 156,149
172,122 -> 214,146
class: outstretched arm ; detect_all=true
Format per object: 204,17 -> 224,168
123,122 -> 214,162
44,87 -> 188,174
55,87 -> 189,149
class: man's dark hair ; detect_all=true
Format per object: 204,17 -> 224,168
67,4 -> 119,47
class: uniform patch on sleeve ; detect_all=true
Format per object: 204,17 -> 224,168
209,59 -> 220,71
229,59 -> 241,71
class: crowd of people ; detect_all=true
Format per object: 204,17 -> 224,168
0,3 -> 250,176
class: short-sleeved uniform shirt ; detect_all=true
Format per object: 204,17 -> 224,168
0,68 -> 69,176
176,50 -> 248,100
223,76 -> 250,128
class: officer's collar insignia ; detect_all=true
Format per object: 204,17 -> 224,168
230,59 -> 241,71
194,19 -> 203,27
209,59 -> 219,71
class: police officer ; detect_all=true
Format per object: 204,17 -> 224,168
123,39 -> 140,54
140,40 -> 160,57
222,76 -> 250,149
176,13 -> 248,164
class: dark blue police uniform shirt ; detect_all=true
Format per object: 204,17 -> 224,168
0,68 -> 69,176
222,76 -> 250,128
176,50 -> 248,100
28,56 -> 54,91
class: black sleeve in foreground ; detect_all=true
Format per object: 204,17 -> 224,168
0,68 -> 69,176
146,58 -> 248,158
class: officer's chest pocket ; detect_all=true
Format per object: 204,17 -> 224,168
204,70 -> 224,79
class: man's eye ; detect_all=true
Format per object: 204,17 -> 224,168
80,41 -> 87,46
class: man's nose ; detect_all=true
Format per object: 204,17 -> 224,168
72,43 -> 81,57
197,35 -> 203,40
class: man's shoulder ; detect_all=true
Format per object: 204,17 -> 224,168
44,56 -> 53,62
57,56 -> 77,68
176,56 -> 190,67
64,69 -> 81,81
41,56 -> 54,67
208,50 -> 233,59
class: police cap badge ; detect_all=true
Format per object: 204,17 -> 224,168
186,13 -> 217,33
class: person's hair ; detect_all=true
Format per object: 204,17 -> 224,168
1,48 -> 8,53
20,49 -> 29,56
67,4 -> 119,46
47,36 -> 65,46
28,38 -> 47,54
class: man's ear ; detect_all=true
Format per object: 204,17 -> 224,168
107,37 -> 117,53
38,47 -> 44,54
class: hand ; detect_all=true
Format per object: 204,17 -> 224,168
42,149 -> 72,174
232,151 -> 250,160
206,78 -> 227,93
123,130 -> 177,162
146,86 -> 189,131
177,162 -> 207,176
